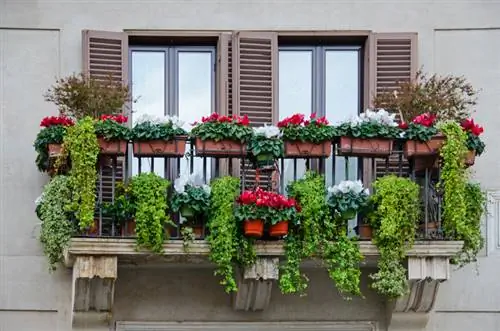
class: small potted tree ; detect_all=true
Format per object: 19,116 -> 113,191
34,115 -> 74,172
461,118 -> 485,166
131,115 -> 188,157
335,109 -> 400,157
278,113 -> 334,157
94,114 -> 130,155
248,125 -> 284,169
172,173 -> 211,238
190,113 -> 252,157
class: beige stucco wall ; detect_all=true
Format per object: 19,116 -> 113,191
1,1 -> 500,330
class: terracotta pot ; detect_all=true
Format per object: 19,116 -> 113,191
404,135 -> 445,159
133,137 -> 187,157
284,140 -> 332,158
269,221 -> 289,237
120,220 -> 136,237
337,137 -> 393,158
98,137 -> 128,156
48,143 -> 62,157
195,138 -> 246,157
465,150 -> 476,167
243,219 -> 264,238
357,224 -> 372,240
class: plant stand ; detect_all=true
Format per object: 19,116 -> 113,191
283,140 -> 332,158
195,138 -> 247,157
337,137 -> 394,158
133,136 -> 187,157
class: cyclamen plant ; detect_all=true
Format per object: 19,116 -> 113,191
327,180 -> 370,220
248,125 -> 284,164
235,188 -> 298,225
399,113 -> 438,142
190,112 -> 252,142
172,173 -> 211,219
131,114 -> 187,141
278,113 -> 334,143
94,114 -> 131,141
461,118 -> 485,155
335,109 -> 401,139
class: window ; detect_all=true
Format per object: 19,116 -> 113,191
278,45 -> 362,190
130,46 -> 215,180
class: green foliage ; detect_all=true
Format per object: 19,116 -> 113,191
206,176 -> 256,293
403,123 -> 438,142
327,183 -> 370,221
281,172 -> 362,298
101,182 -> 135,226
335,122 -> 401,139
129,173 -> 172,253
64,117 -> 100,230
34,125 -> 68,172
248,134 -> 284,159
131,121 -> 187,141
38,176 -> 76,270
369,175 -> 420,298
94,119 -> 131,141
44,73 -> 132,119
465,131 -> 485,155
171,185 -> 210,218
191,121 -> 253,142
280,123 -> 335,144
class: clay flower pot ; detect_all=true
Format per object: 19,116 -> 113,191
284,140 -> 332,158
243,219 -> 264,238
195,138 -> 247,157
269,221 -> 289,237
357,224 -> 372,240
98,137 -> 128,156
404,135 -> 445,159
337,137 -> 393,158
48,143 -> 62,157
133,137 -> 187,157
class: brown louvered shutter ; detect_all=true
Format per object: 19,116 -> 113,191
82,30 -> 128,225
232,31 -> 278,189
216,33 -> 231,176
370,32 -> 418,178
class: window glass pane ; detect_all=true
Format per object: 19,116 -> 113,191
177,51 -> 213,182
131,51 -> 166,177
278,50 -> 312,193
325,50 -> 360,187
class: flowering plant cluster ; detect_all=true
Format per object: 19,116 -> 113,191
235,188 -> 298,225
94,114 -> 131,141
278,113 -> 334,143
34,116 -> 74,172
399,113 -> 438,142
327,180 -> 370,220
461,118 -> 485,155
40,115 -> 75,127
131,114 -> 187,141
190,112 -> 252,142
335,109 -> 401,139
171,173 -> 211,219
248,125 -> 284,162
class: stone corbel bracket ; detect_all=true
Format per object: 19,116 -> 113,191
233,257 -> 279,311
71,255 -> 118,327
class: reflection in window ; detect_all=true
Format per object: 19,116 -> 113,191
278,50 -> 312,192
131,51 -> 166,177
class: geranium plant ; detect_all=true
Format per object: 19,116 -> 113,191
172,173 -> 211,219
400,113 -> 438,142
327,180 -> 370,220
248,125 -> 284,167
33,115 -> 74,172
278,113 -> 334,143
131,114 -> 187,141
94,114 -> 131,141
335,109 -> 400,139
461,118 -> 485,156
190,112 -> 252,142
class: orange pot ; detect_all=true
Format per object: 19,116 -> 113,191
48,143 -> 62,157
357,224 -> 372,240
243,219 -> 264,238
338,137 -> 393,158
195,138 -> 247,157
98,137 -> 128,156
404,135 -> 445,159
133,137 -> 187,157
269,221 -> 289,237
284,140 -> 332,158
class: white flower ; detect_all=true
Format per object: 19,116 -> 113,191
253,125 -> 282,138
349,108 -> 398,127
35,193 -> 44,206
174,172 -> 209,194
202,185 -> 211,195
135,114 -> 185,129
328,180 -> 367,195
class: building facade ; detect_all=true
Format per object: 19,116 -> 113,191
1,1 -> 500,331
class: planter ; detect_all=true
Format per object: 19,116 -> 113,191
133,136 -> 187,157
337,137 -> 393,158
357,224 -> 372,240
48,143 -> 62,157
404,135 -> 445,159
195,138 -> 246,157
120,220 -> 136,237
284,140 -> 332,158
269,221 -> 289,237
243,219 -> 264,238
465,150 -> 476,167
98,137 -> 128,156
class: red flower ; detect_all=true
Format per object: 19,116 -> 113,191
398,122 -> 409,129
461,118 -> 484,136
314,116 -> 329,126
40,115 -> 74,127
278,113 -> 305,127
100,114 -> 128,124
412,113 -> 436,127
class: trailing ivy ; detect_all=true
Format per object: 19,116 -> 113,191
64,117 -> 100,230
37,176 -> 76,270
369,175 -> 420,298
129,172 -> 172,253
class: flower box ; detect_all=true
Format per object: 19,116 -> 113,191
404,135 -> 445,159
133,137 -> 187,157
98,137 -> 128,156
337,137 -> 393,158
283,140 -> 332,158
195,138 -> 247,157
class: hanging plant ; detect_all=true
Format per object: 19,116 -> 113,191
129,172 -> 173,253
37,175 -> 76,270
63,117 -> 100,230
247,125 -> 284,168
369,175 -> 420,298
